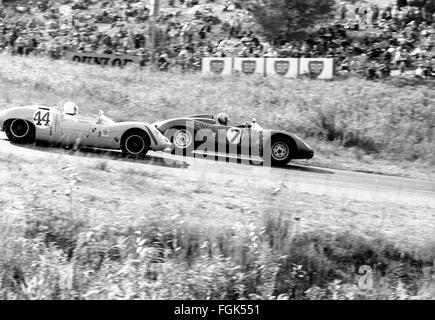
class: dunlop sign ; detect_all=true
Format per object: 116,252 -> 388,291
65,52 -> 141,67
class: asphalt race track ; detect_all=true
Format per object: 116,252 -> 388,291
1,132 -> 434,209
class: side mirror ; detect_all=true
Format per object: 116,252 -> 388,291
252,118 -> 257,123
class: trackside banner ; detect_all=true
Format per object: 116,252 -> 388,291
201,57 -> 233,75
265,58 -> 299,78
233,58 -> 265,76
201,57 -> 335,79
65,52 -> 141,67
299,58 -> 335,80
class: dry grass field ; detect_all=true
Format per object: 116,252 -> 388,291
1,54 -> 435,299
1,140 -> 435,299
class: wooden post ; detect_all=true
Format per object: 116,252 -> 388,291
149,0 -> 160,67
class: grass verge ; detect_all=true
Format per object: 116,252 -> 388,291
0,150 -> 434,299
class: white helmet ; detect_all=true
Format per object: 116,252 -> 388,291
63,101 -> 79,116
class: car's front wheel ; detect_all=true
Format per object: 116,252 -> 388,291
121,131 -> 150,158
5,119 -> 35,144
263,137 -> 294,166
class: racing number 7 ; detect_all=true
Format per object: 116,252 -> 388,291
227,128 -> 242,144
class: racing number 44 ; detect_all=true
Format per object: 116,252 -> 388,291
33,110 -> 51,127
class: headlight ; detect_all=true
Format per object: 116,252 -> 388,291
303,140 -> 312,150
151,125 -> 166,139
153,121 -> 164,129
151,127 -> 171,145
151,125 -> 161,134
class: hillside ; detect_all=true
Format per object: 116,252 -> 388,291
0,0 -> 384,39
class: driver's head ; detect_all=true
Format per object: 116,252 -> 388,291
63,101 -> 79,116
217,112 -> 231,126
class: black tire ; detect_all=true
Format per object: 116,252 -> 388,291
167,127 -> 195,156
4,119 -> 35,144
121,131 -> 150,158
263,136 -> 294,167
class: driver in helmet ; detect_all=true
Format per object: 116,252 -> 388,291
217,112 -> 255,129
217,112 -> 231,126
62,101 -> 79,122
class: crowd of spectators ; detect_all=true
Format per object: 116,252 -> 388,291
0,0 -> 154,60
332,0 -> 435,78
0,0 -> 435,78
197,0 -> 435,79
0,0 -> 233,66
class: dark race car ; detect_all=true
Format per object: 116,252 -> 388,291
153,113 -> 314,166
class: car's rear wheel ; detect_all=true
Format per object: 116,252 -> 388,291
121,131 -> 150,158
168,127 -> 195,156
5,119 -> 35,144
